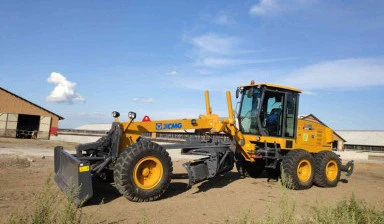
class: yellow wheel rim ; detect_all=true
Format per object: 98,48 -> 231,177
325,160 -> 338,181
297,159 -> 312,182
133,156 -> 163,190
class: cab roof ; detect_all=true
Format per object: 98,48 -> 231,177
240,82 -> 302,93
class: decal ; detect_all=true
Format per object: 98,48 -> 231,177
156,122 -> 183,130
79,165 -> 90,172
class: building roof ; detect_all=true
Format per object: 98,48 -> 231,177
335,130 -> 384,146
75,123 -> 111,131
0,87 -> 64,120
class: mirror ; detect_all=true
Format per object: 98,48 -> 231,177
236,87 -> 240,98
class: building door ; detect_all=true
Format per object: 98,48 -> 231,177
16,114 -> 40,138
332,141 -> 338,151
38,116 -> 51,139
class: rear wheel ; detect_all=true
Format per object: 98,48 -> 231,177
114,141 -> 173,202
314,151 -> 341,187
281,149 -> 314,190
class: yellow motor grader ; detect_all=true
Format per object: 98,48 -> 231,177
54,82 -> 354,204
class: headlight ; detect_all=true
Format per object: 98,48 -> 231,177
128,111 -> 136,119
112,111 -> 120,118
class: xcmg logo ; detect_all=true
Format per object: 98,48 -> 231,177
156,122 -> 182,130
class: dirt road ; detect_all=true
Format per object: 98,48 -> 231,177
1,138 -> 384,223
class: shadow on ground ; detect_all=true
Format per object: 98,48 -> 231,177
85,179 -> 121,206
84,170 -> 280,205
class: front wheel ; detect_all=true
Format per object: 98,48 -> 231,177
114,141 -> 173,202
281,149 -> 314,190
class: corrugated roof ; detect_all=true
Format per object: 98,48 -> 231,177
335,130 -> 384,146
0,87 -> 64,120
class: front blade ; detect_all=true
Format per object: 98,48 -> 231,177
54,146 -> 93,206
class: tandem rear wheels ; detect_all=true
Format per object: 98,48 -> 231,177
237,149 -> 351,190
281,149 -> 349,190
113,141 -> 173,202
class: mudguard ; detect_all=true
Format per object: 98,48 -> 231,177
341,160 -> 354,177
54,146 -> 93,205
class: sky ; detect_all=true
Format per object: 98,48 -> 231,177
1,0 -> 384,130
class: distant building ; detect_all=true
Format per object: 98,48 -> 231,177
75,123 -> 111,131
0,87 -> 63,139
335,130 -> 384,152
299,114 -> 346,151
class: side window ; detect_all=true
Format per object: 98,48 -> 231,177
239,88 -> 261,135
285,94 -> 297,138
261,91 -> 284,137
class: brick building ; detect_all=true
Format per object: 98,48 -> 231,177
0,87 -> 63,139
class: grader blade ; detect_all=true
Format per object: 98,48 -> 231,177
54,146 -> 93,205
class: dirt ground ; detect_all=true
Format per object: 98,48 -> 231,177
1,138 -> 384,223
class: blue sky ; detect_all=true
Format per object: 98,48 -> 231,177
1,0 -> 384,130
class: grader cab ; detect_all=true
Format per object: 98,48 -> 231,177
54,82 -> 354,204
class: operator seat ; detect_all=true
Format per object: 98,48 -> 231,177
266,108 -> 281,136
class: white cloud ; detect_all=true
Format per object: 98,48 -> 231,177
282,58 -> 384,90
213,14 -> 229,25
191,33 -> 238,55
301,91 -> 317,96
187,33 -> 283,68
200,57 -> 295,67
133,98 -> 154,103
211,12 -> 235,26
92,112 -> 108,117
249,0 -> 316,17
46,72 -> 85,103
166,71 -> 178,76
249,0 -> 279,16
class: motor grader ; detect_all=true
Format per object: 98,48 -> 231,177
54,82 -> 354,204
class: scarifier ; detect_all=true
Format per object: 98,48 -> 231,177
54,82 -> 354,204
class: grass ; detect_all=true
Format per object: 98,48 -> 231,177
227,172 -> 384,224
0,157 -> 30,169
7,177 -> 85,224
6,172 -> 384,224
311,193 -> 384,224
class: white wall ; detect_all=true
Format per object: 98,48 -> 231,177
51,134 -> 101,144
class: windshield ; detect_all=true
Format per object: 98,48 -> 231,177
238,88 -> 262,135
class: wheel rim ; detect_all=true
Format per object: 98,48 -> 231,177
133,156 -> 163,190
325,160 -> 338,181
297,159 -> 312,182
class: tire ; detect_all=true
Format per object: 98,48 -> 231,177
113,141 -> 173,202
313,151 -> 341,187
236,157 -> 264,178
281,149 -> 314,190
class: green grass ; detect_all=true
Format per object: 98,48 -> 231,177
6,174 -> 384,224
311,193 -> 384,224
227,172 -> 384,224
7,177 -> 85,224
